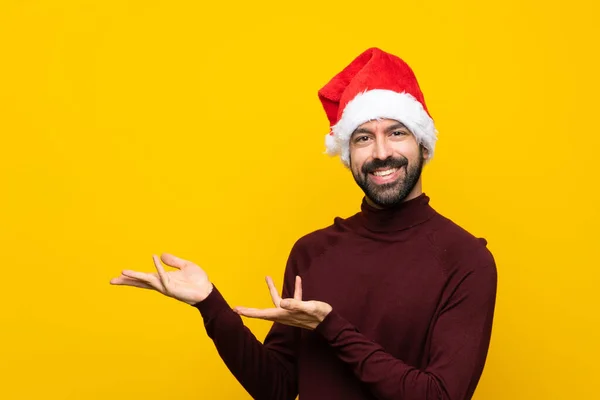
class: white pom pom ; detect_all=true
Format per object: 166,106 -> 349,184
324,132 -> 340,156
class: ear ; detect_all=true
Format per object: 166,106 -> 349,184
420,144 -> 430,160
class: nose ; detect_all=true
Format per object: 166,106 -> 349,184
372,135 -> 393,160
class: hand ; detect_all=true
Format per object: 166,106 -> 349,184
233,275 -> 332,330
110,253 -> 213,305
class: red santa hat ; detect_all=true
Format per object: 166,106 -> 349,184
318,47 -> 438,167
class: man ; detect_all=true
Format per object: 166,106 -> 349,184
111,47 -> 497,400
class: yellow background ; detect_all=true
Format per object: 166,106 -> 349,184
1,1 -> 598,399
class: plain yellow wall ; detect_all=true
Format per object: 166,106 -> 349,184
1,1 -> 598,399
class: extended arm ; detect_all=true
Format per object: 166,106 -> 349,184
110,253 -> 300,400
236,261 -> 497,400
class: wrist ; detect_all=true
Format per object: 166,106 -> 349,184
317,303 -> 333,323
185,283 -> 214,305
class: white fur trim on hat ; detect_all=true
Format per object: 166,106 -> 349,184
324,89 -> 438,167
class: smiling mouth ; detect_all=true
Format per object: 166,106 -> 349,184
371,168 -> 398,177
367,166 -> 405,184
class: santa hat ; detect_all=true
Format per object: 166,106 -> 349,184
318,47 -> 438,167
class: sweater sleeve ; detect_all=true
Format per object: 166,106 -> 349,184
314,260 -> 497,400
193,256 -> 301,400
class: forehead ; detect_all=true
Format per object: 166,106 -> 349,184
353,118 -> 409,134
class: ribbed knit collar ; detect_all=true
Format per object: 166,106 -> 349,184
357,193 -> 436,233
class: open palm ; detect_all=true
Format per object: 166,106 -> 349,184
110,253 -> 213,305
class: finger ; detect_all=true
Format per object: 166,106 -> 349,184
294,275 -> 302,301
265,276 -> 281,307
234,307 -> 307,329
234,306 -> 286,321
110,276 -> 155,290
153,255 -> 168,286
279,298 -> 306,312
121,269 -> 163,290
160,253 -> 188,269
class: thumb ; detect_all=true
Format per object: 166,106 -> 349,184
160,253 -> 189,269
279,299 -> 301,310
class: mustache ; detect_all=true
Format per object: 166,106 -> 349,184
362,157 -> 408,174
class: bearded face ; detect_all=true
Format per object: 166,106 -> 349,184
349,119 -> 427,208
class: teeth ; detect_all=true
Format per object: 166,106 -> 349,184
372,168 -> 397,177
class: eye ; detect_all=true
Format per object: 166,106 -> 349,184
354,135 -> 370,143
391,130 -> 408,137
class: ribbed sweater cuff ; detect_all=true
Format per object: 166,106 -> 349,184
192,285 -> 231,320
314,310 -> 349,341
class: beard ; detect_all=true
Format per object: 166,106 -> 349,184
351,148 -> 425,208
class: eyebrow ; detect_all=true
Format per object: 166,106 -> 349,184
352,122 -> 409,136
